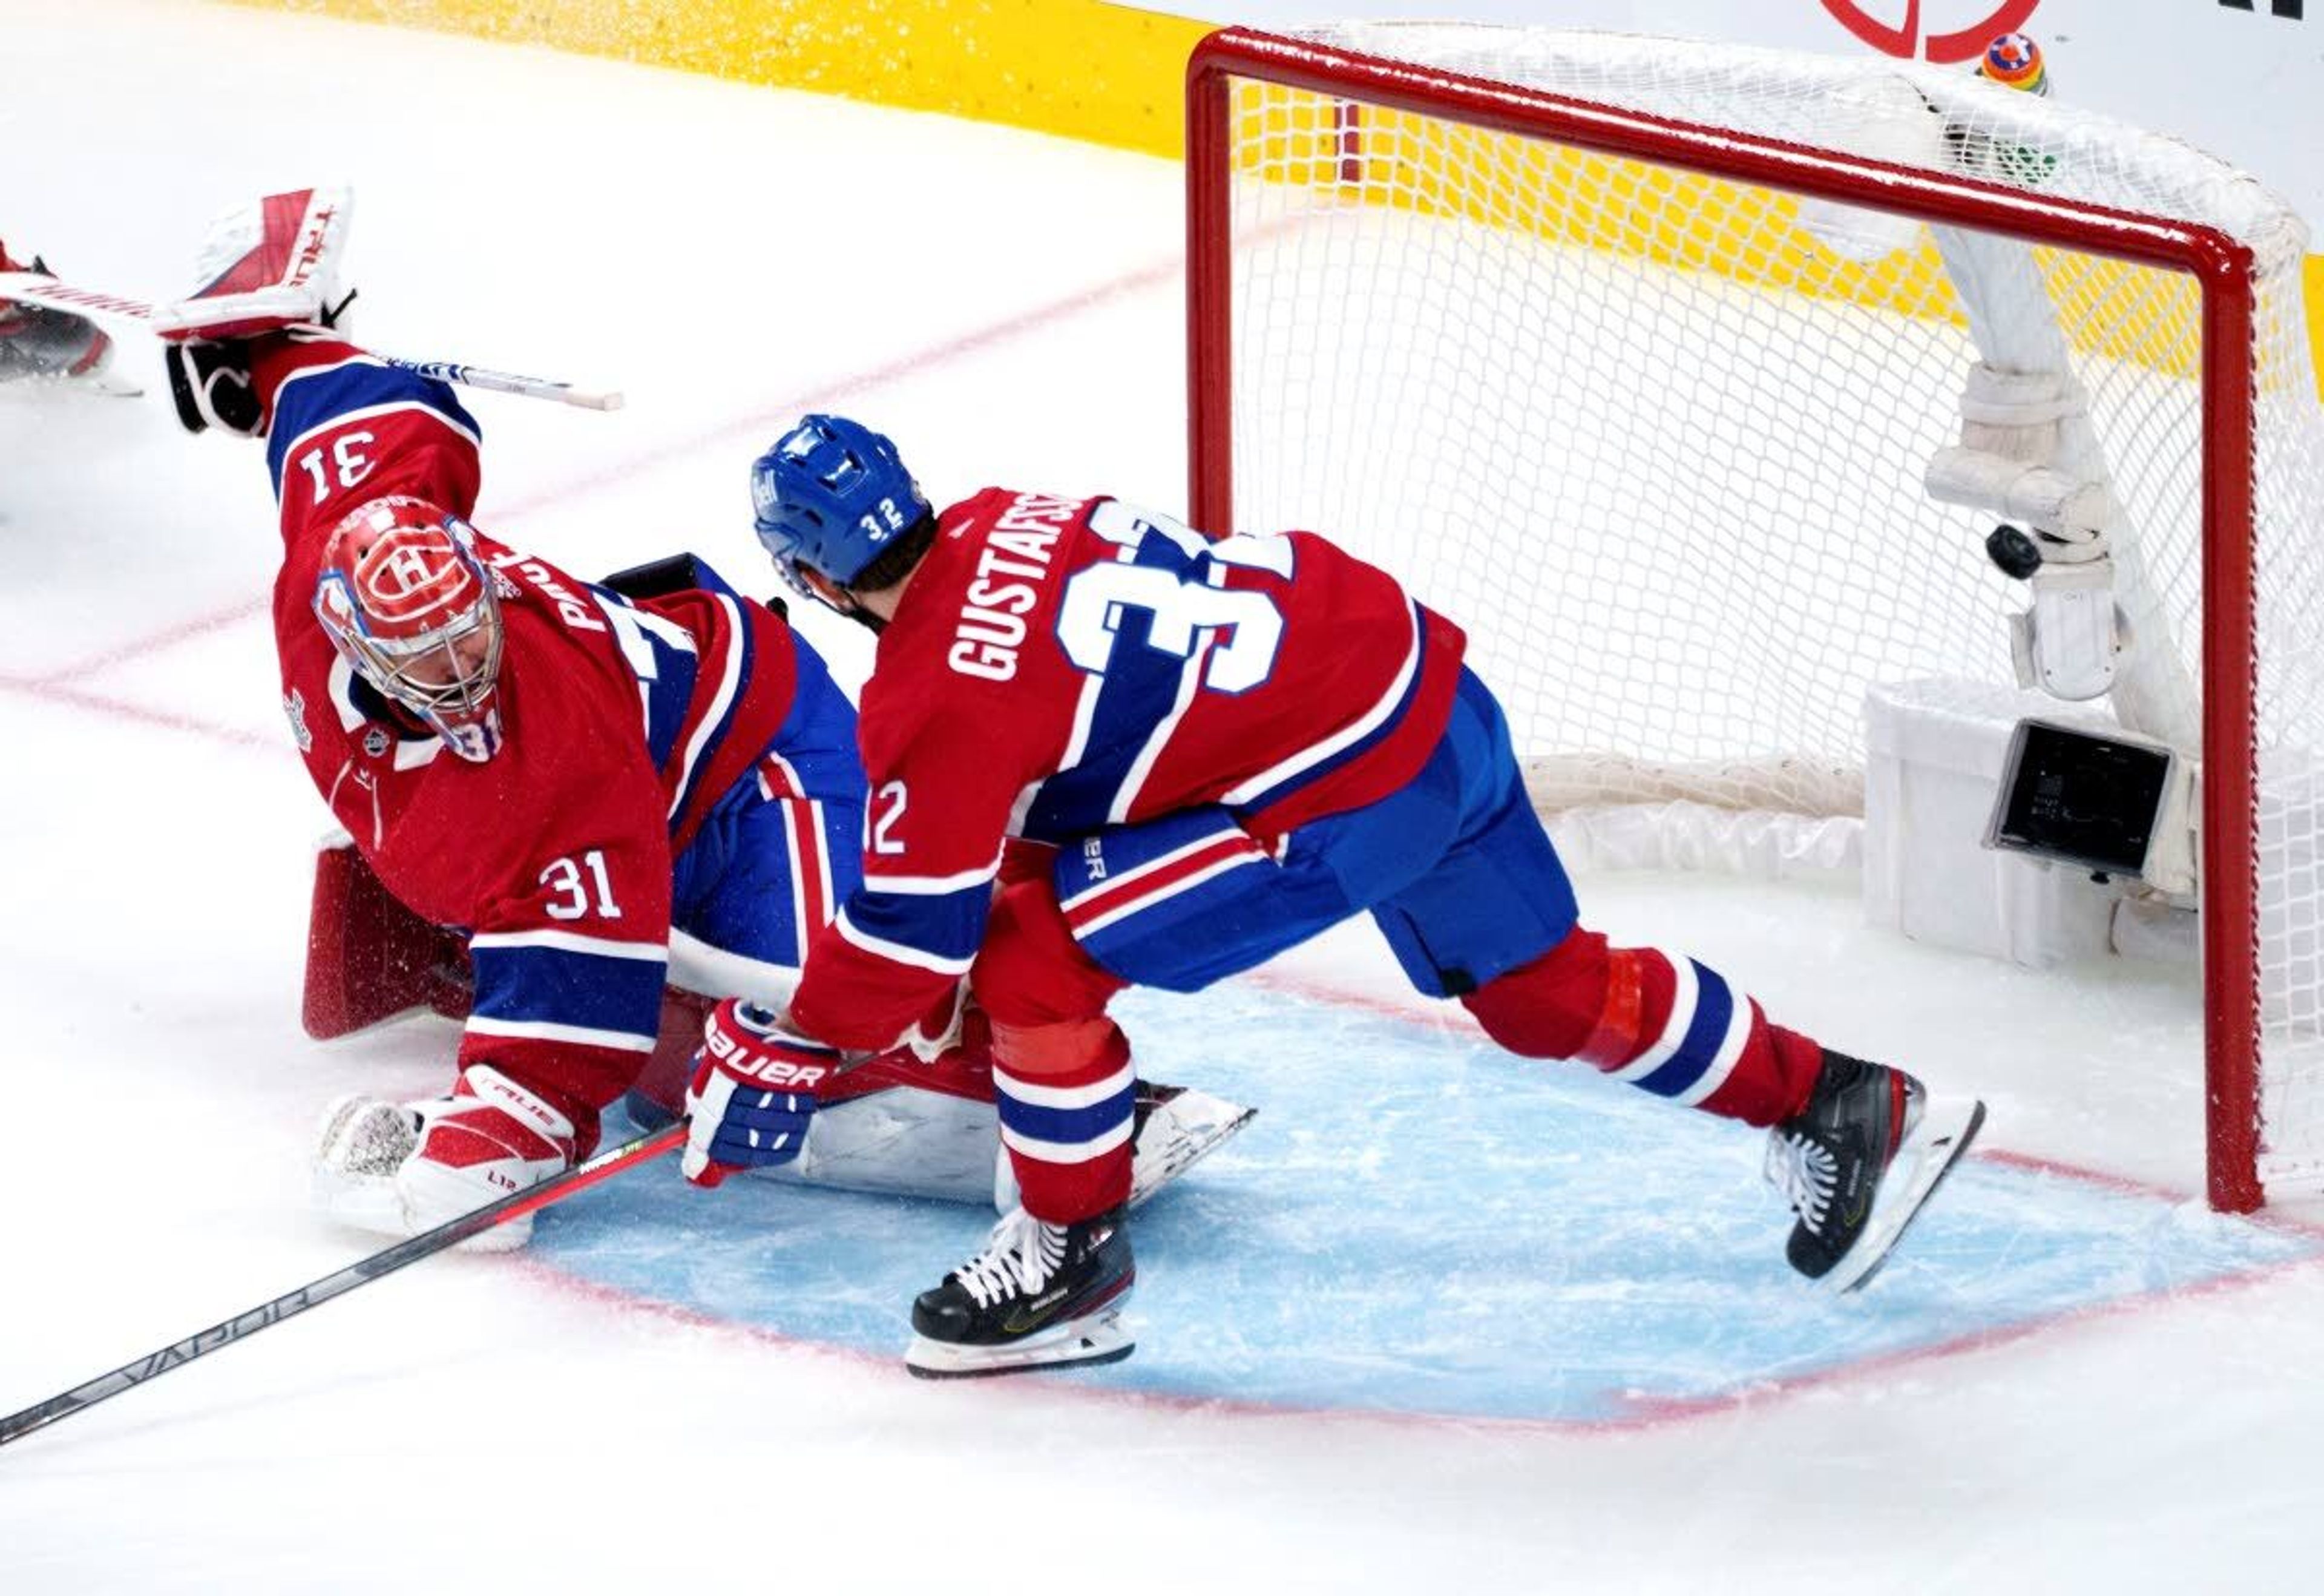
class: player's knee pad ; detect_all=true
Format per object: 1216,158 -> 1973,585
973,876 -> 1127,1033
1459,925 -> 1610,1060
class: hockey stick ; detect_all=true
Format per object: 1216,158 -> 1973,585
0,1120 -> 684,1450
372,357 -> 623,411
0,272 -> 623,412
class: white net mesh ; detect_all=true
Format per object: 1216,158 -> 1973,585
1209,24 -> 2324,1197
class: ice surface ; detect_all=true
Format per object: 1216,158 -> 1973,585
548,977 -> 2316,1425
5,3 -> 2324,1592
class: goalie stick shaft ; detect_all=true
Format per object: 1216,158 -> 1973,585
384,357 -> 622,412
0,272 -> 623,412
0,1120 -> 686,1450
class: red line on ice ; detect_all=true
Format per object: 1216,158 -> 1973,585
0,672 -> 280,752
27,593 -> 272,687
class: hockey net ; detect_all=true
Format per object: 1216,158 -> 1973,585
1186,24 -> 2324,1208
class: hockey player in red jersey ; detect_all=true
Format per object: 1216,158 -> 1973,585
163,192 -> 1249,1248
150,187 -> 899,1244
169,320 -> 879,1246
716,415 -> 1988,1377
0,237 -> 123,390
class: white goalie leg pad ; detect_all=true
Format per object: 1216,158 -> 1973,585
1126,1086 -> 1256,1209
745,1072 -> 1255,1212
312,1093 -> 424,1238
310,1068 -> 575,1252
903,1310 -> 1135,1381
766,1083 -> 1001,1205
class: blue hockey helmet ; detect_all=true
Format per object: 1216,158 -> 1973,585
750,415 -> 929,593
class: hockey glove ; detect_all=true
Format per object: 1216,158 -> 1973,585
165,341 -> 267,436
165,305 -> 353,436
153,186 -> 354,343
681,999 -> 844,1188
161,186 -> 356,436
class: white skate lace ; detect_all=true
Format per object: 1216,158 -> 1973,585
951,1210 -> 1068,1309
1764,1132 -> 1840,1234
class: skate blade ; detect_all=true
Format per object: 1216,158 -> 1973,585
1827,1095 -> 1987,1295
904,1312 -> 1134,1381
1126,1089 -> 1258,1210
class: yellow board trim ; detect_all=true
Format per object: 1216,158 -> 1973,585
2309,255 -> 2324,401
238,0 -> 1209,157
232,1 -> 2323,394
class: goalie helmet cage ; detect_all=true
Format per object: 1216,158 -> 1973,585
1184,24 -> 2324,1212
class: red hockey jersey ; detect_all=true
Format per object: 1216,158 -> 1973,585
257,338 -> 803,1121
789,490 -> 1465,1050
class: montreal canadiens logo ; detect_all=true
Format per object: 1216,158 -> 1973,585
363,536 -> 467,613
360,528 -> 475,625
1819,0 -> 2044,65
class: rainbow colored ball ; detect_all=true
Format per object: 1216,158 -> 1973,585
1980,33 -> 2049,96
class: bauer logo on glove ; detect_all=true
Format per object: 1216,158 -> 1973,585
700,1010 -> 836,1089
682,999 -> 844,1187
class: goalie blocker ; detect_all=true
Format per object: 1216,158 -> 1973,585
301,836 -> 1253,1217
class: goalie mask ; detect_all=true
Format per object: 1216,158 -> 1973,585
313,497 -> 506,762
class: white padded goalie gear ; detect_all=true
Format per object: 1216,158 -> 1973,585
994,1082 -> 1256,1213
312,1065 -> 576,1251
149,186 -> 354,343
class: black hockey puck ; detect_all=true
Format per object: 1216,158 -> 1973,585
1986,523 -> 2043,580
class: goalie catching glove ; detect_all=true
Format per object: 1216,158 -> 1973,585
681,999 -> 844,1188
162,186 -> 355,437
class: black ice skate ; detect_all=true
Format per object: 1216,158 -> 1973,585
904,1206 -> 1135,1379
1764,1049 -> 1984,1293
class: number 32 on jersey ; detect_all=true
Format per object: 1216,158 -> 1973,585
1055,502 -> 1291,694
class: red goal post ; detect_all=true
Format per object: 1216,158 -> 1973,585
1184,25 -> 2280,1210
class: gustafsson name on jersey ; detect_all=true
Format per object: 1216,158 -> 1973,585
948,492 -> 1080,682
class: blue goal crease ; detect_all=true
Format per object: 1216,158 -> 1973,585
529,985 -> 2322,1425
